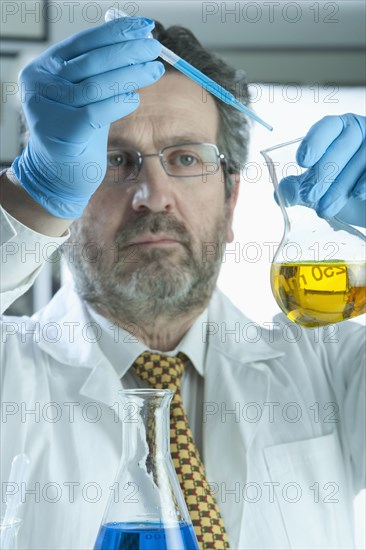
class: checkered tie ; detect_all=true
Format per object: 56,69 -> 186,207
132,351 -> 230,549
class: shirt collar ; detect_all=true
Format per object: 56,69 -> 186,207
86,305 -> 208,379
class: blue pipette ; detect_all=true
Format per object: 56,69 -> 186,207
105,9 -> 273,131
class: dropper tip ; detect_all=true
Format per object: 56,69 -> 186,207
233,101 -> 273,131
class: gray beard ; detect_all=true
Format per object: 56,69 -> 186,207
63,210 -> 228,326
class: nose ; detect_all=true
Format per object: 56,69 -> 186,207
131,157 -> 176,213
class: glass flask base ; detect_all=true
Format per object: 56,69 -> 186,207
94,521 -> 199,550
271,260 -> 366,327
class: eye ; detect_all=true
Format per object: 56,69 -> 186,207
168,150 -> 201,168
107,151 -> 134,168
178,154 -> 198,166
106,150 -> 139,184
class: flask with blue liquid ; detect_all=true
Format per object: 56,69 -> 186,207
94,389 -> 199,550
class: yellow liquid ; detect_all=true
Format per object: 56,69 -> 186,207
271,261 -> 366,327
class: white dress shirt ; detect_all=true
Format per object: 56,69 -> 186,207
86,304 -> 207,456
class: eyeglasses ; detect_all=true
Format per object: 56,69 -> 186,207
105,142 -> 227,183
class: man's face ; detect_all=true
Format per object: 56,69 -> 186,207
69,72 -> 238,321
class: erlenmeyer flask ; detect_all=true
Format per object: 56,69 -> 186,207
94,389 -> 199,550
261,138 -> 366,327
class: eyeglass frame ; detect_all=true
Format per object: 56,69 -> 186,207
105,142 -> 233,181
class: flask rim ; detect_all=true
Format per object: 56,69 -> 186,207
118,388 -> 174,397
260,136 -> 304,155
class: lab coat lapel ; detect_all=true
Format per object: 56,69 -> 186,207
203,290 -> 283,548
36,283 -> 122,408
203,348 -> 271,548
78,358 -> 123,408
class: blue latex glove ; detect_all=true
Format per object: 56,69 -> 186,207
278,114 -> 366,227
11,17 -> 164,219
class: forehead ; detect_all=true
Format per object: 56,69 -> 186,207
108,72 -> 220,149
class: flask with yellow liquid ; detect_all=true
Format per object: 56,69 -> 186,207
261,138 -> 366,328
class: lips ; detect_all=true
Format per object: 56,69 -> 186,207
127,233 -> 180,246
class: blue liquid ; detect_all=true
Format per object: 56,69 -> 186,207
94,522 -> 199,550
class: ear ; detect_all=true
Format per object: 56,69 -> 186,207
226,173 -> 240,243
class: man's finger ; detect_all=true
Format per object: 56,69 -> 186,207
299,122 -> 364,203
49,17 -> 155,62
316,144 -> 366,218
57,38 -> 162,82
353,172 -> 366,200
296,115 -> 344,167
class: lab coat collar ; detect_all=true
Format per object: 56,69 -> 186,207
207,288 -> 284,363
36,283 -> 283,370
36,284 -> 211,406
35,282 -> 283,413
85,302 -> 208,379
36,282 -> 105,368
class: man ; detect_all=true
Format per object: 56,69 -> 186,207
1,16 -> 365,550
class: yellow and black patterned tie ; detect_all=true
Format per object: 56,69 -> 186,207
132,351 -> 230,550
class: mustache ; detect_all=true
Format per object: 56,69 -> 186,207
114,212 -> 191,248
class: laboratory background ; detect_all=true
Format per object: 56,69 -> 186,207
1,0 -> 365,546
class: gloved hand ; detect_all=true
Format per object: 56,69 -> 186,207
277,114 -> 366,227
11,17 -> 164,219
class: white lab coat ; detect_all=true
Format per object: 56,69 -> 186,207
1,281 -> 365,550
0,211 -> 365,549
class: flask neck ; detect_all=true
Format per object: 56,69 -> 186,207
261,143 -> 366,262
120,390 -> 172,464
